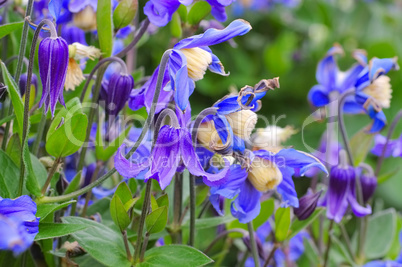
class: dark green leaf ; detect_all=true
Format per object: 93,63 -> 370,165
364,208 -> 397,259
46,113 -> 88,157
25,153 -> 47,197
63,171 -> 82,195
288,208 -> 324,239
110,195 -> 131,231
0,22 -> 24,40
6,134 -> 21,166
138,245 -> 213,267
97,0 -> 114,57
62,216 -> 131,267
156,194 -> 169,208
275,207 -> 291,242
187,1 -> 211,25
0,150 -> 20,198
115,182 -> 133,204
113,0 -> 138,30
170,12 -> 182,38
35,223 -> 89,240
350,129 -> 374,166
146,206 -> 168,234
0,61 -> 24,139
36,201 -> 76,221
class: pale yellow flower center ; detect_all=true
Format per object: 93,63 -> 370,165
225,110 -> 257,139
248,158 -> 283,192
180,48 -> 212,81
65,58 -> 85,91
73,6 -> 97,31
362,75 -> 392,109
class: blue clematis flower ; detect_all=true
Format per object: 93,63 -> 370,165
354,57 -> 399,133
0,196 -> 40,256
38,36 -> 69,116
210,148 -> 327,223
324,159 -> 371,223
371,134 -> 402,158
115,107 -> 230,190
68,0 -> 98,31
308,45 -> 367,112
129,19 -> 252,113
61,24 -> 87,45
205,0 -> 235,22
144,0 -> 193,27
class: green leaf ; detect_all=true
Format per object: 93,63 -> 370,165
170,12 -> 182,38
128,178 -> 138,195
195,186 -> 209,206
97,0 -> 114,57
350,129 -> 374,166
110,195 -> 131,231
227,199 -> 274,237
146,206 -> 168,234
62,216 -> 131,267
177,5 -> 187,22
187,1 -> 211,25
156,194 -> 169,208
25,153 -> 47,197
6,134 -> 21,166
36,201 -> 76,221
150,194 -> 158,211
0,61 -> 24,139
63,171 -> 82,195
138,245 -> 213,267
113,0 -> 138,30
124,197 -> 139,212
115,182 -> 133,204
364,208 -> 397,259
46,113 -> 88,157
303,238 -> 321,266
288,208 -> 324,239
275,207 -> 291,242
35,223 -> 89,241
0,150 -> 20,198
0,21 -> 24,39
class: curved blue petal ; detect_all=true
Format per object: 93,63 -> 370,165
231,180 -> 262,223
174,19 -> 251,49
316,45 -> 343,91
369,57 -> 399,81
366,105 -> 387,133
114,144 -> 150,178
277,167 -> 299,208
307,84 -> 329,108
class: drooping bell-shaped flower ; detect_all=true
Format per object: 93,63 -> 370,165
294,190 -> 322,220
360,174 -> 377,203
38,32 -> 69,116
100,73 -> 134,116
325,150 -> 371,223
0,196 -> 39,256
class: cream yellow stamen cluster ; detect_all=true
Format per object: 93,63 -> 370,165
248,158 -> 283,192
252,125 -> 297,152
225,110 -> 257,140
70,42 -> 101,61
180,47 -> 213,81
65,58 -> 85,91
362,75 -> 392,109
73,6 -> 97,31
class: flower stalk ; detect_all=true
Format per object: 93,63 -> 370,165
247,222 -> 260,267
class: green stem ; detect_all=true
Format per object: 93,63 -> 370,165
340,223 -> 355,260
36,50 -> 172,204
172,172 -> 183,244
15,0 -> 34,82
323,220 -> 334,267
203,229 -> 246,254
189,174 -> 196,246
247,222 -> 260,267
263,243 -> 279,267
41,157 -> 61,195
18,19 -> 53,196
133,180 -> 152,263
140,232 -> 150,262
123,230 -> 133,262
115,18 -> 150,59
81,161 -> 103,217
31,110 -> 46,155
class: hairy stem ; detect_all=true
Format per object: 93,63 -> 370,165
115,18 -> 150,59
41,157 -> 61,195
189,174 -> 196,247
248,222 -> 261,267
172,172 -> 183,244
123,230 -> 132,262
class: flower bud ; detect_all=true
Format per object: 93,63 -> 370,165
248,157 -> 283,192
100,73 -> 134,116
19,73 -> 38,97
38,37 -> 69,116
360,174 -> 377,203
180,47 -> 212,81
225,110 -> 257,139
73,6 -> 97,31
294,190 -> 322,220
